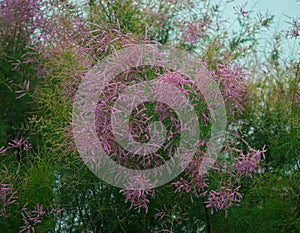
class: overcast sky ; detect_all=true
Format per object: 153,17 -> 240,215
221,0 -> 300,59
227,0 -> 299,28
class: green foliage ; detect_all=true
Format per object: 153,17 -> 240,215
242,61 -> 300,170
0,0 -> 299,232
210,171 -> 300,233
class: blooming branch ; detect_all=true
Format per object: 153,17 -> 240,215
8,136 -> 32,151
0,183 -> 18,217
205,186 -> 242,214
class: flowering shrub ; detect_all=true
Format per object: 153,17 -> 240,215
0,0 -> 299,232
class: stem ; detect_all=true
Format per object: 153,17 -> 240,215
203,198 -> 211,233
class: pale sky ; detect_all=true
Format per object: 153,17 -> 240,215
226,0 -> 299,29
221,0 -> 300,59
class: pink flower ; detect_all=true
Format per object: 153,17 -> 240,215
181,18 -> 211,44
205,186 -> 242,214
0,146 -> 7,156
15,80 -> 30,99
120,176 -> 155,213
120,188 -> 154,213
172,161 -> 208,199
20,203 -> 49,233
232,145 -> 266,176
0,0 -> 47,48
173,177 -> 192,193
0,183 -> 17,217
8,136 -> 32,151
212,63 -> 247,116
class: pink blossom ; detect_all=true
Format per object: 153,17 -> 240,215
205,186 -> 242,214
0,0 -> 46,46
212,63 -> 247,116
15,80 -> 30,99
8,136 -> 31,151
120,188 -> 154,213
181,19 -> 211,44
0,146 -> 7,156
232,145 -> 266,176
173,177 -> 192,193
173,158 -> 209,199
0,183 -> 17,217
20,203 -> 61,233
120,176 -> 155,213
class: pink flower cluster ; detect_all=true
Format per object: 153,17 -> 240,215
20,203 -> 46,232
8,136 -> 32,151
212,63 -> 247,116
0,0 -> 44,25
181,19 -> 212,44
0,146 -> 7,156
92,57 -> 264,213
0,183 -> 17,217
205,186 -> 242,214
0,0 -> 46,45
173,151 -> 209,200
172,175 -> 208,199
15,80 -> 30,99
232,145 -> 266,176
120,188 -> 154,213
20,203 -> 63,233
120,176 -> 155,213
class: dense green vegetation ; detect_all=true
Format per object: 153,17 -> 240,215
0,0 -> 299,232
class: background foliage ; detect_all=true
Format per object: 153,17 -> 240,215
0,0 -> 299,232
